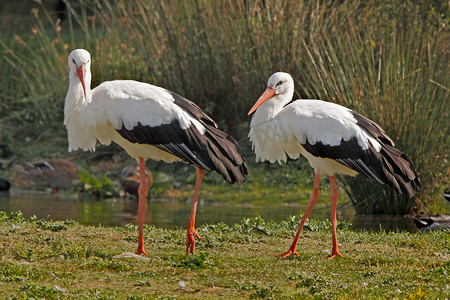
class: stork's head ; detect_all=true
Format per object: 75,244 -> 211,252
248,72 -> 294,115
68,49 -> 91,100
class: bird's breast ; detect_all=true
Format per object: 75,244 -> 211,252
249,115 -> 302,164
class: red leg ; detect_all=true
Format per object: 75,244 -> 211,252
328,176 -> 342,259
136,157 -> 149,256
279,172 -> 321,257
186,167 -> 205,254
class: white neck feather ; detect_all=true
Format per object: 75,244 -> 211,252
64,70 -> 93,121
63,66 -> 97,152
251,87 -> 293,125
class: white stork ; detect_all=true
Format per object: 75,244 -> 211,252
64,49 -> 248,255
248,72 -> 420,258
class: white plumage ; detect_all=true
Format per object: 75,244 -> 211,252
65,78 -> 204,157
248,72 -> 420,258
64,49 -> 247,255
249,75 -> 379,168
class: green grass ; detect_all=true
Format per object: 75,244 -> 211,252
0,211 -> 448,299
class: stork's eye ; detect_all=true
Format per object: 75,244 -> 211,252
276,80 -> 283,87
72,58 -> 76,64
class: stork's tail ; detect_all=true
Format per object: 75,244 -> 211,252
379,143 -> 421,197
203,125 -> 248,184
351,111 -> 420,197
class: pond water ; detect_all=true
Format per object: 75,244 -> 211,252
0,192 -> 417,232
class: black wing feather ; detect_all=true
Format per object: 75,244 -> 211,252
116,116 -> 247,184
170,92 -> 217,128
301,111 -> 420,197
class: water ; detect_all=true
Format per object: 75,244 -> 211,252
0,192 -> 417,232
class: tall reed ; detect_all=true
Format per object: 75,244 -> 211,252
290,1 -> 449,213
1,0 -> 447,213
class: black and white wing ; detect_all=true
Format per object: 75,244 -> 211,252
281,100 -> 420,196
96,80 -> 247,184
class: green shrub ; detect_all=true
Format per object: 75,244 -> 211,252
78,169 -> 117,198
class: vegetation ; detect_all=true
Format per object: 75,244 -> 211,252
78,168 -> 117,198
0,0 -> 449,214
0,211 -> 448,299
292,2 -> 449,214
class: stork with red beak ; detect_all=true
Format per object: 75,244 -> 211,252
64,49 -> 248,255
248,72 -> 420,258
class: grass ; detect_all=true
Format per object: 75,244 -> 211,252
0,0 -> 449,214
0,211 -> 448,299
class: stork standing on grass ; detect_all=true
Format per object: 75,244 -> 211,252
64,49 -> 248,255
248,72 -> 420,258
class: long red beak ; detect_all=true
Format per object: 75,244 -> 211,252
248,87 -> 276,115
76,65 -> 87,99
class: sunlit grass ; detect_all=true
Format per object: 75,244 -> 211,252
0,211 -> 448,298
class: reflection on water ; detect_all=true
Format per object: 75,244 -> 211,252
0,192 -> 416,232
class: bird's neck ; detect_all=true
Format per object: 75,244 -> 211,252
65,71 -> 93,111
252,93 -> 291,122
64,70 -> 98,152
64,71 -> 94,132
